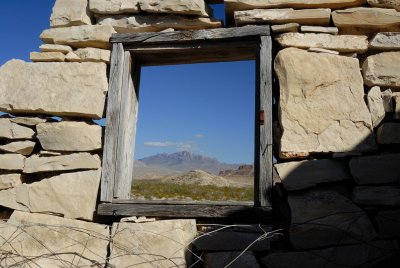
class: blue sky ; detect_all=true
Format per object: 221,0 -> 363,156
0,1 -> 255,164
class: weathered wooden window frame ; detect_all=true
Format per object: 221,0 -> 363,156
98,25 -> 273,221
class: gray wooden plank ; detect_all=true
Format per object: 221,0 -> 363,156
100,43 -> 125,203
258,36 -> 273,207
113,52 -> 141,199
97,203 -> 273,220
111,25 -> 270,44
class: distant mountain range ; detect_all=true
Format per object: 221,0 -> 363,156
133,151 -> 242,177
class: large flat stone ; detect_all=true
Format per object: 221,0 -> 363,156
262,241 -> 399,268
109,220 -> 197,267
353,186 -> 400,206
367,86 -> 386,128
0,141 -> 36,156
289,190 -> 376,249
74,47 -> 111,63
40,25 -> 116,49
275,159 -> 351,191
332,7 -> 400,34
363,52 -> 400,88
98,15 -> 221,33
0,170 -> 101,220
10,117 -> 52,126
139,0 -> 211,17
37,122 -> 102,152
271,23 -> 299,33
204,252 -> 260,268
377,123 -> 400,144
300,25 -> 339,34
50,0 -> 92,27
350,154 -> 400,184
225,0 -> 367,10
370,32 -> 400,50
274,48 -> 375,159
89,0 -> 140,15
0,60 -> 108,119
23,153 -> 101,173
39,44 -> 73,53
235,8 -> 331,26
368,0 -> 400,11
0,154 -> 25,171
375,209 -> 400,238
0,118 -> 35,140
30,51 -> 65,62
275,33 -> 368,53
0,174 -> 23,190
0,211 -> 109,267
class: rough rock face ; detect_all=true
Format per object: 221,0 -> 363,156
350,154 -> 400,184
23,153 -> 101,173
234,8 -> 331,26
0,60 -> 108,119
271,23 -> 299,33
139,0 -> 211,17
39,44 -> 73,53
98,15 -> 221,33
367,86 -> 386,127
369,32 -> 400,50
10,117 -> 51,126
0,211 -> 109,267
30,52 -> 66,62
37,122 -> 102,151
275,33 -> 368,53
353,186 -> 400,206
289,190 -> 376,249
376,210 -> 400,238
0,174 -> 23,190
332,8 -> 400,34
362,52 -> 400,88
0,118 -> 35,139
225,0 -> 367,10
0,154 -> 25,171
204,252 -> 261,268
40,25 -> 116,49
368,0 -> 400,11
89,0 -> 140,14
50,0 -> 92,27
300,25 -> 339,34
0,170 -> 101,220
74,47 -> 111,63
275,159 -> 351,191
0,141 -> 36,156
274,48 -> 375,158
377,123 -> 400,144
109,220 -> 197,267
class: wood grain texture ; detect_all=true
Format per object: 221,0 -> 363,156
100,43 -> 124,203
111,25 -> 270,44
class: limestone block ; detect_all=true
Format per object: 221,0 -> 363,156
98,15 -> 221,33
274,48 -> 376,159
377,123 -> 400,143
308,47 -> 339,55
0,170 -> 101,220
300,25 -> 339,35
375,210 -> 400,238
40,25 -> 116,49
289,190 -> 376,249
109,220 -> 197,267
0,141 -> 36,156
23,153 -> 100,173
10,117 -> 51,126
363,52 -> 400,88
225,0 -> 367,10
368,0 -> 400,11
37,122 -> 102,151
367,86 -> 386,127
139,0 -> 211,17
0,154 -> 25,171
353,186 -> 400,206
74,47 -> 111,63
39,44 -> 73,53
382,88 -> 394,112
204,252 -> 260,268
39,151 -> 63,156
30,52 -> 65,62
235,8 -> 331,26
275,33 -> 368,53
369,32 -> 400,50
89,0 -> 140,15
65,51 -> 81,62
50,0 -> 92,27
0,174 -> 23,190
0,211 -> 109,267
0,60 -> 108,119
275,159 -> 351,191
332,8 -> 400,34
262,241 -> 399,268
0,118 -> 35,139
395,94 -> 400,118
350,154 -> 400,184
271,23 -> 299,33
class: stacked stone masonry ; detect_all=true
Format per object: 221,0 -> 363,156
0,0 -> 399,267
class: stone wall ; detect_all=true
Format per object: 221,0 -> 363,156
0,0 -> 399,267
